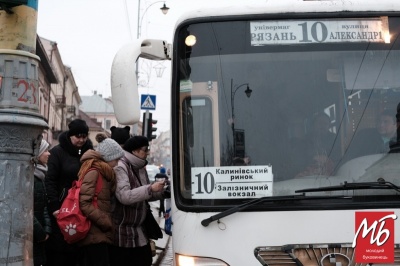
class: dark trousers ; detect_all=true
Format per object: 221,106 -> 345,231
46,249 -> 82,266
109,243 -> 152,266
45,221 -> 83,266
158,199 -> 165,217
82,243 -> 110,266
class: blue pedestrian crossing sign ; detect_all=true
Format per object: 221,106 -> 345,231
141,94 -> 156,110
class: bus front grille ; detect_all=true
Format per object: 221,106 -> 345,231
255,243 -> 400,266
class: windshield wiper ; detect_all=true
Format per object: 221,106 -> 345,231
201,182 -> 400,227
201,195 -> 349,227
295,181 -> 400,193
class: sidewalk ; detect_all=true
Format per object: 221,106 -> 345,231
149,201 -> 172,266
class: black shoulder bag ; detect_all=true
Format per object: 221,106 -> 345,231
143,203 -> 163,240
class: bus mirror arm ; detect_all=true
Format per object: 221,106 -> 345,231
111,41 -> 143,125
110,39 -> 171,125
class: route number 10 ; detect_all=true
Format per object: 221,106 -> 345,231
195,172 -> 215,194
298,22 -> 328,43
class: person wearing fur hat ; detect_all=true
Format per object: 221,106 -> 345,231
109,136 -> 168,266
77,133 -> 124,266
110,126 -> 131,147
33,139 -> 52,266
45,118 -> 93,266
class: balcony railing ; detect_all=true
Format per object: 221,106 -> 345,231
55,95 -> 66,106
67,105 -> 76,114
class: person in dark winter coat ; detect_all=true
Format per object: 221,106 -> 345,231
78,133 -> 124,266
109,136 -> 168,266
33,139 -> 52,266
45,119 -> 93,266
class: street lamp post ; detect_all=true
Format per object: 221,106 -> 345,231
137,1 -> 169,39
135,0 -> 170,78
0,3 -> 48,262
231,78 -> 252,158
135,1 -> 169,136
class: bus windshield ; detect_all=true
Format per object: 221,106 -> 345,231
175,15 -> 400,209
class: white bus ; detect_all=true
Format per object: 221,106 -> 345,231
111,1 -> 400,265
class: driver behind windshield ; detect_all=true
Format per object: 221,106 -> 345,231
293,113 -> 340,178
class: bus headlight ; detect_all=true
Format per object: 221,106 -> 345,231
176,254 -> 229,266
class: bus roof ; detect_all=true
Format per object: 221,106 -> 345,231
175,0 -> 399,30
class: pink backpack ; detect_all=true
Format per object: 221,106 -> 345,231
57,169 -> 102,244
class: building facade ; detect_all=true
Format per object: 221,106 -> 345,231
38,36 -> 83,145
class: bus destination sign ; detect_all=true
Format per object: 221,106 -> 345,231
191,166 -> 273,199
250,17 -> 389,45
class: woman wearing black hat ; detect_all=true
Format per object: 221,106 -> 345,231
109,136 -> 168,266
44,119 -> 93,266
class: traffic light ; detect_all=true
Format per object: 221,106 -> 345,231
147,112 -> 157,141
143,112 -> 157,141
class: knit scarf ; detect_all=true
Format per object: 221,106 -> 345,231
78,159 -> 116,192
34,164 -> 48,180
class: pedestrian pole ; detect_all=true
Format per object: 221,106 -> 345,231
0,2 -> 48,265
142,110 -> 150,136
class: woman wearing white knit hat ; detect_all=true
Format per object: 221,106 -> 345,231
33,139 -> 52,266
77,133 -> 124,266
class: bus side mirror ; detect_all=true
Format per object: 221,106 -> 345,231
141,39 -> 171,60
